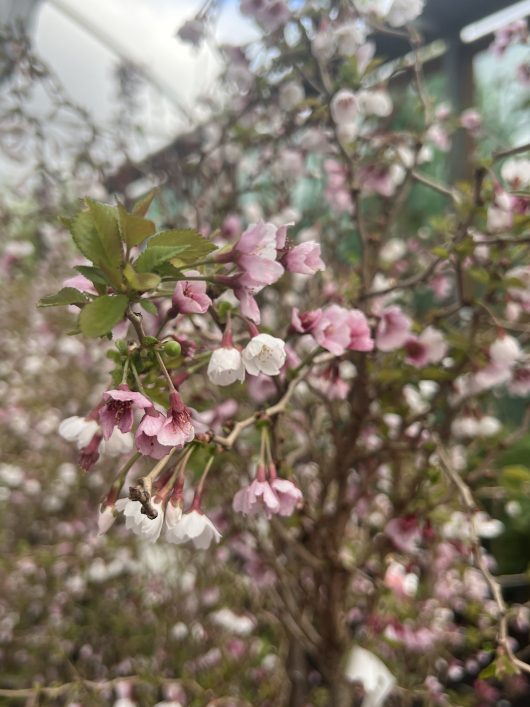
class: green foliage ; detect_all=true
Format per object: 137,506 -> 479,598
123,263 -> 161,291
79,294 -> 129,337
38,287 -> 91,308
117,202 -> 156,247
134,244 -> 190,273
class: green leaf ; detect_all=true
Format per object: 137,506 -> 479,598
139,299 -> 158,315
478,661 -> 497,680
117,203 -> 155,248
74,265 -> 107,285
85,199 -> 122,265
149,228 -> 216,263
70,210 -> 104,263
500,465 -> 530,492
123,263 -> 161,291
432,246 -> 449,258
69,209 -> 123,289
134,244 -> 189,273
38,287 -> 90,308
79,294 -> 129,337
132,188 -> 158,217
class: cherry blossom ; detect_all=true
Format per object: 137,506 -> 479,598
242,334 -> 286,376
172,272 -> 212,315
99,386 -> 152,440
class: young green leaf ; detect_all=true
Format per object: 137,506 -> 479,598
123,263 -> 161,291
148,228 -> 217,263
117,202 -> 156,248
134,244 -> 189,273
132,188 -> 158,217
79,294 -> 129,337
85,199 -> 122,265
38,287 -> 91,308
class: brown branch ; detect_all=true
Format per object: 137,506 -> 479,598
493,142 -> 530,161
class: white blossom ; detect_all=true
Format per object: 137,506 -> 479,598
330,89 -> 358,125
97,505 -> 117,535
357,89 -> 393,117
334,22 -> 366,56
501,158 -> 530,189
279,80 -> 305,111
167,510 -> 221,549
207,347 -> 246,386
101,428 -> 134,457
242,334 -> 286,376
59,415 -> 99,448
344,646 -> 396,706
489,335 -> 521,368
115,498 -> 165,543
164,501 -> 184,543
386,0 -> 424,27
210,608 -> 255,635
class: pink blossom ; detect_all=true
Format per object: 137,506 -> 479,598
313,305 -> 373,356
324,159 -> 354,214
376,306 -> 412,352
405,327 -> 447,367
310,363 -> 350,400
460,108 -> 482,136
490,19 -> 528,56
233,475 -> 280,518
99,385 -> 152,440
385,516 -> 422,554
221,214 -> 242,239
291,307 -> 322,333
135,408 -> 170,459
509,366 -> 530,396
384,561 -> 418,598
359,165 -> 400,197
312,305 -> 352,355
240,0 -> 290,32
62,274 -> 97,294
234,285 -> 261,323
156,392 -> 195,448
429,271 -> 451,300
284,242 -> 325,275
269,475 -> 303,516
172,272 -> 212,314
346,309 -> 374,352
426,123 -> 451,152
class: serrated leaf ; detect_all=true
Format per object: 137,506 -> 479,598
123,263 -> 161,291
74,265 -> 107,285
70,210 -> 104,263
132,188 -> 158,217
38,287 -> 90,308
85,199 -> 122,265
79,294 -> 129,338
117,203 -> 155,248
69,209 -> 123,289
134,244 -> 189,273
149,228 -> 216,263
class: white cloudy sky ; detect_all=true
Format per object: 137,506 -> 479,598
2,0 -> 258,183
